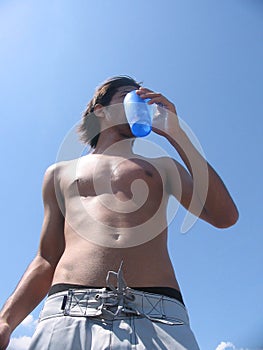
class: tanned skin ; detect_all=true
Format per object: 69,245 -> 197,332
0,86 -> 238,349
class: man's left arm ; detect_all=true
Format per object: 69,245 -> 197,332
137,87 -> 239,228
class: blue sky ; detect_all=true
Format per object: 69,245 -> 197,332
0,0 -> 263,349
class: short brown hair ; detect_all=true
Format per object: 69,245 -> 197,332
78,76 -> 141,148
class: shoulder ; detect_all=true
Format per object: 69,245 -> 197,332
42,159 -> 79,195
42,162 -> 64,187
41,160 -> 81,210
42,156 -> 95,191
44,159 -> 74,174
43,158 -> 81,180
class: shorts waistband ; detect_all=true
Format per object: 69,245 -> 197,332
48,283 -> 184,305
41,262 -> 188,326
40,288 -> 189,326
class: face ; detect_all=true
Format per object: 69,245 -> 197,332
109,85 -> 138,105
102,85 -> 138,134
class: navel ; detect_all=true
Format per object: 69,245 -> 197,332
112,233 -> 121,241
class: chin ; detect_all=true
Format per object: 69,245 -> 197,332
119,125 -> 134,138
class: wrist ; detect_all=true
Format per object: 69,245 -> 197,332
0,318 -> 11,331
0,312 -> 16,333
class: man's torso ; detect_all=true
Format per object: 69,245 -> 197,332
51,153 -> 180,290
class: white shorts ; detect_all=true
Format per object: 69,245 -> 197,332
28,265 -> 200,349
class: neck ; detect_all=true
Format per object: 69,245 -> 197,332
93,128 -> 135,157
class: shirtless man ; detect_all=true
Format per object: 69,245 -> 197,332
0,76 -> 238,349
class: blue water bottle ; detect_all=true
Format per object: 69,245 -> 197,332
123,90 -> 152,137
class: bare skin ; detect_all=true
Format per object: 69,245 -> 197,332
51,153 -> 179,288
0,85 -> 239,349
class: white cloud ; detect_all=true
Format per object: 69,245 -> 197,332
215,342 -> 236,350
6,314 -> 37,349
21,314 -> 34,327
21,314 -> 38,329
215,342 -> 263,350
7,336 -> 32,350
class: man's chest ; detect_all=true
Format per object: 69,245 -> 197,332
63,156 -> 165,200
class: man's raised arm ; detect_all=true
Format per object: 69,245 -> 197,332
137,87 -> 239,228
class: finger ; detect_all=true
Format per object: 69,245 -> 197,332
137,89 -> 177,113
146,96 -> 172,109
136,87 -> 154,95
146,96 -> 166,105
136,90 -> 167,102
150,98 -> 177,114
137,92 -> 164,102
137,90 -> 161,97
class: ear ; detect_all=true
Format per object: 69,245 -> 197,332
93,104 -> 105,118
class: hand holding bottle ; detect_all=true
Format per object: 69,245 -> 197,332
136,87 -> 180,139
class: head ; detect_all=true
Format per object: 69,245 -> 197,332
78,76 -> 141,148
